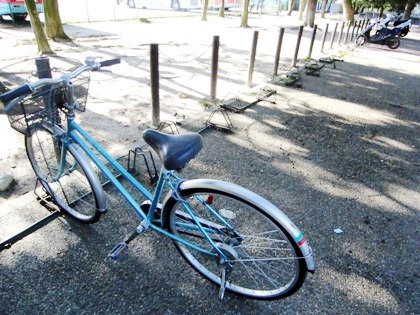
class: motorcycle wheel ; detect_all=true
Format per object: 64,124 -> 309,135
400,27 -> 409,37
356,35 -> 367,46
387,37 -> 400,49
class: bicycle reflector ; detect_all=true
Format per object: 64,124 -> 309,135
206,195 -> 214,205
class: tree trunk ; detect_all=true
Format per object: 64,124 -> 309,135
218,0 -> 225,17
403,0 -> 415,20
287,0 -> 295,16
378,6 -> 384,18
299,0 -> 307,20
304,0 -> 316,27
276,0 -> 281,15
44,0 -> 70,41
201,0 -> 209,21
24,0 -> 53,54
341,0 -> 354,24
240,0 -> 250,27
320,0 -> 327,18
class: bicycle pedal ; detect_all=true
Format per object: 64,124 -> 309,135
108,242 -> 128,260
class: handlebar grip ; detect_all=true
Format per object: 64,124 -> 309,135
0,84 -> 32,105
99,58 -> 121,68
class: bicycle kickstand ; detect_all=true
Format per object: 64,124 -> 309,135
218,262 -> 232,301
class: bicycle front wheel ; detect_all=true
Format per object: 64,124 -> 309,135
25,125 -> 105,223
163,185 -> 308,300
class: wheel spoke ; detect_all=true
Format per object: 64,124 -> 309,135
26,126 -> 101,223
167,190 -> 307,299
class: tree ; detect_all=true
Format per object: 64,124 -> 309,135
201,0 -> 209,21
375,0 -> 389,17
299,0 -> 307,20
359,0 -> 412,18
342,0 -> 355,23
240,0 -> 250,27
276,0 -> 282,14
304,0 -> 317,27
287,0 -> 295,15
44,0 -> 70,41
319,0 -> 328,18
218,0 -> 225,17
24,0 -> 53,54
403,0 -> 416,19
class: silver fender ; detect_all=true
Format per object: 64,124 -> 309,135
53,125 -> 107,213
177,179 -> 315,272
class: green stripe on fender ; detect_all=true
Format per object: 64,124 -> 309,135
294,233 -> 303,243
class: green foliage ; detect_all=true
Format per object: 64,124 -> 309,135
353,0 -> 415,10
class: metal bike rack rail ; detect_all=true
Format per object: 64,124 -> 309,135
0,180 -> 61,252
220,89 -> 277,113
157,120 -> 180,135
127,146 -> 159,184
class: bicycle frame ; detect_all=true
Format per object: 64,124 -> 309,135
58,111 -> 228,259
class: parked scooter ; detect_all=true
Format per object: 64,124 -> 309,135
356,18 -> 402,49
379,12 -> 412,37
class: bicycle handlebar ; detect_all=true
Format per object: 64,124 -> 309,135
98,58 -> 121,68
0,84 -> 32,105
0,57 -> 121,107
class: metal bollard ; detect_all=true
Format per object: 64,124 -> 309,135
35,56 -> 52,79
308,25 -> 317,59
210,36 -> 220,101
150,44 -> 160,127
355,20 -> 362,37
350,21 -> 357,41
273,28 -> 285,76
329,23 -> 338,49
321,23 -> 329,52
344,21 -> 351,44
246,31 -> 259,87
292,25 -> 303,67
337,22 -> 345,45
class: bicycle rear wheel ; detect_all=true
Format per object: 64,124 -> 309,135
163,185 -> 308,300
25,125 -> 105,223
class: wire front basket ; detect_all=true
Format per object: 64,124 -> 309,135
6,85 -> 64,135
72,73 -> 90,112
5,74 -> 90,136
1,57 -> 91,135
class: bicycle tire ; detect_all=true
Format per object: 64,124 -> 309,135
162,182 -> 308,300
356,34 -> 367,46
25,124 -> 106,223
399,27 -> 408,37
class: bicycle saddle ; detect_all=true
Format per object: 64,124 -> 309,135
143,129 -> 203,170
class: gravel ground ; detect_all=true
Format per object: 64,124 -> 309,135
0,14 -> 419,314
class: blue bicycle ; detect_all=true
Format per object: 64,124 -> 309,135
0,57 -> 315,300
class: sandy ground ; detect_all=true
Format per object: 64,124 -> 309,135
0,13 -> 348,202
